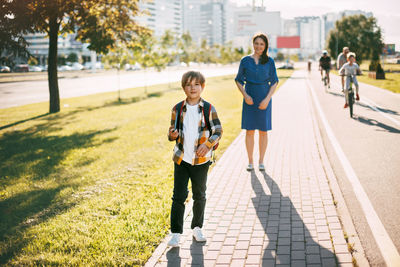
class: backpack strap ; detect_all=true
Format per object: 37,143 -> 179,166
203,101 -> 219,150
174,100 -> 184,131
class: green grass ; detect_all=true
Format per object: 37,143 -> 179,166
0,69 -> 293,266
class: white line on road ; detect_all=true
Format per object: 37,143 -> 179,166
360,96 -> 400,127
306,78 -> 400,267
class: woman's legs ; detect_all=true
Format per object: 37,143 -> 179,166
245,130 -> 255,164
259,130 -> 268,164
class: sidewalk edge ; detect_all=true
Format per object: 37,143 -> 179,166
307,79 -> 370,267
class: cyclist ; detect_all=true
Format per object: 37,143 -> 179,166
337,47 -> 350,91
339,52 -> 361,108
319,50 -> 331,88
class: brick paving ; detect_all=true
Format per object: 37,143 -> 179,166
145,71 -> 353,267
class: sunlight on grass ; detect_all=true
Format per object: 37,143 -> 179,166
0,69 -> 292,265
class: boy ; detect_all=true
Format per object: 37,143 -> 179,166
339,52 -> 361,108
167,71 -> 222,247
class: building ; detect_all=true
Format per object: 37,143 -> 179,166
233,8 -> 282,54
24,33 -> 91,65
137,0 -> 183,37
183,0 -> 229,46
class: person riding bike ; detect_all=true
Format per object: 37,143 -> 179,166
337,46 -> 350,91
339,52 -> 361,108
319,50 -> 331,88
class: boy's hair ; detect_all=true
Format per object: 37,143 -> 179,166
347,52 -> 356,59
181,71 -> 205,88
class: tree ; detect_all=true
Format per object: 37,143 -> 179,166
0,0 -> 149,113
326,14 -> 384,68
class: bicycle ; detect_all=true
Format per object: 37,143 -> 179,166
322,69 -> 329,91
346,75 -> 356,118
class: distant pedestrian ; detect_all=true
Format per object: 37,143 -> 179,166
166,71 -> 223,247
234,33 -> 279,172
337,46 -> 350,90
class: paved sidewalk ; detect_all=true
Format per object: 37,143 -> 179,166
146,71 -> 353,267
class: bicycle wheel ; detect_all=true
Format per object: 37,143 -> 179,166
349,92 -> 354,118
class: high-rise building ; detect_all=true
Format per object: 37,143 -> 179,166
290,16 -> 321,57
183,0 -> 228,46
137,0 -> 183,37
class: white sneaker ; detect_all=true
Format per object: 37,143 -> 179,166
259,163 -> 265,171
193,227 -> 207,242
167,233 -> 180,247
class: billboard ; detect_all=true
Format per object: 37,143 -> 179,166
277,36 -> 301,49
383,44 -> 395,55
234,11 -> 281,37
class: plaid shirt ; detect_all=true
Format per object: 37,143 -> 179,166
168,98 -> 223,165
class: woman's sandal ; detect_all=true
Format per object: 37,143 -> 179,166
246,164 -> 254,171
259,163 -> 265,172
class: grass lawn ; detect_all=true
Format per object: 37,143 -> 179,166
0,69 -> 293,266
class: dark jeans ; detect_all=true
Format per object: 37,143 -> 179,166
171,161 -> 210,234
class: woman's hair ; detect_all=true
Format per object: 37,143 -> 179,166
252,33 -> 269,64
181,71 -> 205,88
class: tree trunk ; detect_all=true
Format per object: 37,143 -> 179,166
48,16 -> 60,113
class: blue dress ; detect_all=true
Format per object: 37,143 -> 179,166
235,55 -> 279,131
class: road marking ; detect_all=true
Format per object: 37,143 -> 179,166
360,97 -> 400,127
306,78 -> 400,267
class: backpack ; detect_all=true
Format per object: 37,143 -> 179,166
174,100 -> 219,150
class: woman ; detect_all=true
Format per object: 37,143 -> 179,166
235,33 -> 279,171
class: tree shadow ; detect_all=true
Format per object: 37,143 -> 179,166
353,115 -> 400,134
0,126 -> 117,188
0,185 -> 78,264
251,171 -> 338,266
0,118 -> 118,263
0,113 -> 50,131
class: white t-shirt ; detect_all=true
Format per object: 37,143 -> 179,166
339,62 -> 360,76
182,104 -> 200,164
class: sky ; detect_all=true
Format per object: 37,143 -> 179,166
234,0 -> 400,49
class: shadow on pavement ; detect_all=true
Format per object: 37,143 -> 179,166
251,171 -> 337,266
353,115 -> 400,134
166,247 -> 181,267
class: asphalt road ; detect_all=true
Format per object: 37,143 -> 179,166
307,66 -> 400,266
0,65 -> 237,109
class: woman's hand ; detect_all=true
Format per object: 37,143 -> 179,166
244,94 -> 254,105
258,97 -> 270,110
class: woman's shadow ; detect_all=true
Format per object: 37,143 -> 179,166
251,170 -> 338,266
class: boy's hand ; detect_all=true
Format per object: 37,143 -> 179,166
196,144 -> 210,157
168,128 -> 178,140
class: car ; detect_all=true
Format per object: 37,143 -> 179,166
58,65 -> 73,71
278,63 -> 294,70
14,64 -> 29,72
124,63 -> 141,71
71,62 -> 84,71
28,65 -> 43,72
0,66 -> 11,73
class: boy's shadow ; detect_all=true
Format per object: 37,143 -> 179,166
165,240 -> 204,266
251,171 -> 337,266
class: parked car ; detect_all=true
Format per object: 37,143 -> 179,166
83,62 -> 104,70
71,62 -> 84,71
58,65 -> 73,71
124,63 -> 141,71
28,65 -> 43,72
14,64 -> 29,72
0,66 -> 11,73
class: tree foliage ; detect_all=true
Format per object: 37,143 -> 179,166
327,14 -> 384,66
0,0 -> 149,113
